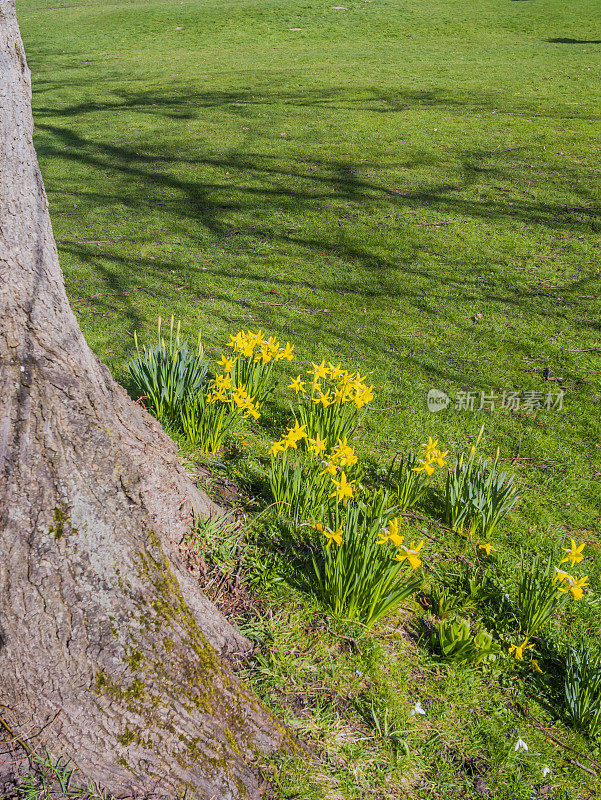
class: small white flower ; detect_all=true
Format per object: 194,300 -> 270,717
514,738 -> 528,752
410,701 -> 426,716
541,766 -> 551,778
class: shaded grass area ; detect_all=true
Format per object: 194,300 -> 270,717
17,0 -> 601,796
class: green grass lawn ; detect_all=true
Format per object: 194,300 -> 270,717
18,0 -> 601,796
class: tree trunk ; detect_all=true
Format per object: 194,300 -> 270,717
0,3 -> 288,797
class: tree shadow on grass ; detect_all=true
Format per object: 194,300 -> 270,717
547,38 -> 601,44
29,84 -> 601,384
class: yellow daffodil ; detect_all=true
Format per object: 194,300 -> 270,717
422,437 -> 439,456
509,639 -> 534,661
478,542 -> 495,556
276,342 -> 294,361
389,532 -> 405,548
569,575 -> 589,601
385,517 -> 404,548
560,539 -> 585,568
227,330 -> 263,358
432,449 -> 449,468
321,462 -> 337,477
333,386 -> 349,404
308,360 -> 328,380
288,376 -> 305,394
213,373 -> 232,391
265,335 -> 279,354
284,423 -> 307,449
308,436 -> 327,457
354,384 -> 374,408
328,362 -> 344,379
331,437 -> 358,467
217,355 -> 235,373
257,346 -> 272,365
323,525 -> 344,547
232,392 -> 247,409
396,540 -> 424,569
554,568 -> 574,587
314,389 -> 333,407
330,471 -> 354,502
227,331 -> 245,351
531,659 -> 542,674
413,458 -> 436,476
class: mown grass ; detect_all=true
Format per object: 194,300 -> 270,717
18,0 -> 601,796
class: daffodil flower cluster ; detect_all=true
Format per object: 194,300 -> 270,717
206,376 -> 260,421
312,521 -> 344,547
268,430 -> 359,518
384,437 -> 448,517
180,377 -> 261,453
224,330 -> 294,408
515,546 -> 590,649
329,471 -> 355,503
289,360 -> 374,447
413,437 -> 448,476
269,420 -> 308,455
551,540 -> 588,601
311,503 -> 422,627
303,360 -> 374,408
508,637 -> 545,675
377,518 -> 425,569
227,330 -> 294,364
554,570 -> 588,608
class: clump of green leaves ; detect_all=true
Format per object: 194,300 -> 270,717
516,554 -> 568,636
126,316 -> 209,422
429,583 -> 468,620
385,451 -> 428,511
179,385 -> 250,453
444,430 -> 520,537
564,641 -> 601,739
431,617 -> 498,665
268,445 -> 334,520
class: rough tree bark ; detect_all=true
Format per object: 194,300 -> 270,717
0,2 -> 289,797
